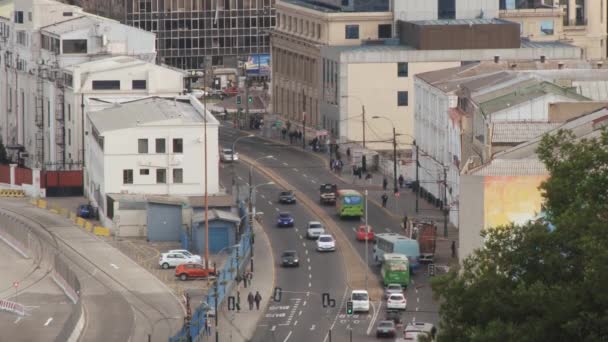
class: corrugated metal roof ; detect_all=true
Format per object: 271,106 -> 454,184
491,122 -> 561,143
470,159 -> 548,176
192,209 -> 240,223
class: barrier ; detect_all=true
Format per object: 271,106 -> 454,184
0,189 -> 25,197
69,212 -> 77,222
75,217 -> 85,228
84,222 -> 93,232
93,226 -> 110,237
37,199 -> 47,209
0,299 -> 25,316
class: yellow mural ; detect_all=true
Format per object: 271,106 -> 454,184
484,175 -> 548,229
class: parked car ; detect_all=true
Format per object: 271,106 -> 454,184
276,212 -> 295,227
77,204 -> 98,219
159,253 -> 200,269
280,250 -> 300,267
404,322 -> 437,341
350,289 -> 370,313
387,293 -> 407,310
220,148 -> 238,162
376,320 -> 397,338
384,283 -> 404,299
306,221 -> 325,239
278,190 -> 296,204
175,263 -> 215,281
316,234 -> 336,252
356,225 -> 375,241
166,250 -> 203,263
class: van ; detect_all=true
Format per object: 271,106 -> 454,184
350,290 -> 370,313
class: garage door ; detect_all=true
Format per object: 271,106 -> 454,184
209,227 -> 229,253
147,203 -> 182,241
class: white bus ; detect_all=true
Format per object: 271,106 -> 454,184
373,233 -> 420,272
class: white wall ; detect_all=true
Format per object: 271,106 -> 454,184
489,93 -> 574,122
456,0 -> 498,19
458,174 -> 485,263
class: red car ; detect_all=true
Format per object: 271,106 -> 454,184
356,225 -> 374,241
175,263 -> 215,281
222,87 -> 239,96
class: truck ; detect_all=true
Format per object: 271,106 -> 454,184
319,184 -> 338,205
410,219 -> 437,263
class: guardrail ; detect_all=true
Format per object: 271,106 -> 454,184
29,198 -> 111,238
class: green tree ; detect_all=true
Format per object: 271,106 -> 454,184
432,129 -> 608,342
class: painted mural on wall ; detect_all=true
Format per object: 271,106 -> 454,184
483,175 -> 548,229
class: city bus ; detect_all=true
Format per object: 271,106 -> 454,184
336,189 -> 364,219
381,253 -> 410,286
373,233 -> 420,272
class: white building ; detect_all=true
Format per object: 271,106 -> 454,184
0,0 -> 157,169
85,96 -> 220,223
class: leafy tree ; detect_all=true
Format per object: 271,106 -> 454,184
432,129 -> 608,342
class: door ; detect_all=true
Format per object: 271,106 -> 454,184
147,203 -> 182,241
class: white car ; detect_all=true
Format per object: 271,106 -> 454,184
167,249 -> 203,263
404,322 -> 437,341
220,148 -> 238,162
306,221 -> 325,239
316,234 -> 336,252
350,290 -> 370,313
387,293 -> 407,310
159,252 -> 200,269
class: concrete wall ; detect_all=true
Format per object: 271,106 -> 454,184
548,101 -> 608,122
458,174 -> 484,263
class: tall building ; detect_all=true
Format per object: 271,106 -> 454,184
61,0 -> 276,70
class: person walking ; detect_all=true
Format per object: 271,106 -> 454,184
398,174 -> 404,188
346,147 -> 351,161
451,241 -> 456,258
381,193 -> 388,208
254,291 -> 262,310
382,177 -> 388,191
247,292 -> 255,310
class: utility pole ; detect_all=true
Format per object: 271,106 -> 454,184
248,166 -> 254,239
443,167 -> 448,238
204,56 -> 210,270
214,271 -> 220,342
415,142 -> 419,213
361,105 -> 366,148
302,90 -> 306,150
364,190 -> 369,290
244,63 -> 250,129
392,126 -> 398,195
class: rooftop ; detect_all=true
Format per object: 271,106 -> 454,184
280,0 -> 389,13
407,18 -> 511,26
88,96 -> 218,134
66,56 -> 183,75
41,14 -> 116,35
491,122 -> 562,144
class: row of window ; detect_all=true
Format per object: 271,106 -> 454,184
123,168 -> 183,184
92,80 -> 147,90
344,24 -> 392,40
138,138 -> 183,154
277,13 -> 322,40
129,0 -> 274,13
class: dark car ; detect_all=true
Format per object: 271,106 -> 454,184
376,320 -> 396,338
278,190 -> 296,204
276,212 -> 295,227
77,204 -> 98,219
280,250 -> 299,267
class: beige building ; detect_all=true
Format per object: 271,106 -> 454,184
500,0 -> 607,59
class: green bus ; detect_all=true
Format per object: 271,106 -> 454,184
380,253 -> 410,286
336,189 -> 364,218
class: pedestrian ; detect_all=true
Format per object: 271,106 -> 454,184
346,147 -> 351,160
281,128 -> 287,140
298,130 -> 303,142
330,158 -> 335,171
381,193 -> 388,208
382,177 -> 388,191
403,214 -> 408,231
247,292 -> 255,310
358,167 -> 363,179
451,241 -> 456,258
398,174 -> 404,188
352,164 -> 357,176
254,291 -> 262,310
366,173 -> 372,184
289,131 -> 294,144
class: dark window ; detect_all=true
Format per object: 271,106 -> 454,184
378,24 -> 392,39
14,11 -> 23,24
397,63 -> 408,77
92,80 -> 120,90
173,168 -> 183,183
341,0 -> 349,5
156,169 -> 166,184
132,80 -> 147,90
62,39 -> 87,54
63,12 -> 73,16
398,91 -> 409,106
156,138 -> 166,153
140,169 -> 150,175
138,138 -> 148,153
345,25 -> 359,39
173,138 -> 183,153
123,169 -> 133,184
438,0 -> 456,19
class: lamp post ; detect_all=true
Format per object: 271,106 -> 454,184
231,134 -> 254,203
248,156 -> 274,236
340,95 -> 366,148
371,116 -> 398,195
364,189 -> 369,290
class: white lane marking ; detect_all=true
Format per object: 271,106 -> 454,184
351,227 -> 356,232
305,250 -> 308,255
303,174 -> 308,178
302,242 -> 306,247
386,228 -> 392,233
294,320 -> 298,326
299,235 -> 303,240
283,331 -> 292,342
416,307 -> 419,311
275,208 -> 280,212
298,310 -> 302,316
44,318 -> 53,326
303,301 -> 307,306
307,258 -> 310,263
110,263 -> 119,269
238,176 -> 243,180
417,298 -> 420,303
268,201 -> 273,205
412,279 -> 415,285
310,324 -> 316,331
413,316 -> 416,322
309,274 -> 312,279
271,325 -> 276,331
308,282 -> 312,287
308,265 -> 311,271
367,301 -> 382,335
282,162 -> 289,166
295,228 -> 299,232
306,292 -> 310,297
260,194 -> 266,199
415,288 -> 418,294
293,168 -> 298,172
14,316 -> 22,324
311,180 -> 317,184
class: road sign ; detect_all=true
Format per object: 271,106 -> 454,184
13,281 -> 19,288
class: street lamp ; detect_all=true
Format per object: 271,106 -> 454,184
341,95 -> 366,148
364,189 -> 369,290
231,134 -> 255,202
371,116 -> 398,195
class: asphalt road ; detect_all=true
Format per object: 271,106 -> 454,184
220,125 -> 440,336
219,156 -> 383,341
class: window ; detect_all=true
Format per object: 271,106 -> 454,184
540,20 -> 554,35
28,12 -> 32,21
397,63 -> 408,77
378,24 -> 392,39
438,0 -> 456,19
62,39 -> 87,54
341,0 -> 349,5
132,80 -> 147,90
139,169 -> 149,175
92,80 -> 120,90
63,12 -> 73,16
155,138 -> 165,153
173,168 -> 183,183
16,31 -> 26,45
398,91 -> 409,106
67,104 -> 71,121
123,169 -> 134,184
14,11 -> 23,24
345,25 -> 359,39
138,139 -> 148,153
156,169 -> 166,183
173,138 -> 183,153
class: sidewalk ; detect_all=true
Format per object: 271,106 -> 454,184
212,220 -> 274,341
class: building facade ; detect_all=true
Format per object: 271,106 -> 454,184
61,0 -> 276,70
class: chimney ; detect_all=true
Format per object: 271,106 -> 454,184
558,62 -> 564,70
494,55 -> 500,63
540,55 -> 546,63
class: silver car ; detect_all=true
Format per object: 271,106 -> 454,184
384,283 -> 404,299
306,221 -> 325,239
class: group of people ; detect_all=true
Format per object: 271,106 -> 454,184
330,158 -> 344,173
280,128 -> 304,144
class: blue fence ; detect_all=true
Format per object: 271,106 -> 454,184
170,203 -> 252,342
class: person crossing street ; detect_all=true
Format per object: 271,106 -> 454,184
381,193 -> 388,208
247,292 -> 255,310
254,291 -> 262,310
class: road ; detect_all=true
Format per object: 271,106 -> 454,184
220,125 -> 440,337
219,155 -> 383,341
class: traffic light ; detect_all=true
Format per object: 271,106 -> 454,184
273,287 -> 282,302
346,301 -> 353,315
248,96 -> 253,103
236,95 -> 242,105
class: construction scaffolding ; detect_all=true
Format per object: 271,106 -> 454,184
54,71 -> 66,167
